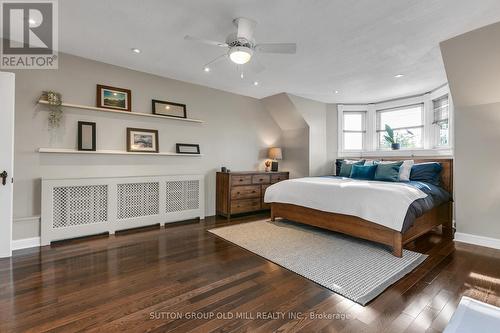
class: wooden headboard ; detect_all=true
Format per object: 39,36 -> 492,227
361,157 -> 454,194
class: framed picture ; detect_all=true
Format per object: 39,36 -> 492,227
97,84 -> 132,111
176,143 -> 200,154
152,99 -> 187,118
78,121 -> 96,151
127,128 -> 159,153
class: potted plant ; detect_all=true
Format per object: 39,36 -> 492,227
384,124 -> 400,150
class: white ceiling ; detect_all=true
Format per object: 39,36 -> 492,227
59,0 -> 500,103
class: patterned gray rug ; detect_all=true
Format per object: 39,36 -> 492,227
209,220 -> 427,305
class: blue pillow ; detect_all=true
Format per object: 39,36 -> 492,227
339,160 -> 365,177
410,162 -> 442,186
350,164 -> 377,180
374,161 -> 403,182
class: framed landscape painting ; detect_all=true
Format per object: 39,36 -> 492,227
97,84 -> 132,111
126,128 -> 159,153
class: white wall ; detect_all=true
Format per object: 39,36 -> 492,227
7,53 -> 282,240
441,21 -> 500,240
262,93 -> 330,177
262,93 -> 310,178
288,95 -> 329,176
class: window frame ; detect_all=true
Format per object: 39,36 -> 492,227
337,85 -> 453,157
338,106 -> 369,152
431,93 -> 451,148
342,110 -> 367,151
375,103 -> 425,150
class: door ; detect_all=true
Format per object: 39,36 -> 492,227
0,72 -> 15,258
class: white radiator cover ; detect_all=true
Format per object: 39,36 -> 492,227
41,175 -> 205,245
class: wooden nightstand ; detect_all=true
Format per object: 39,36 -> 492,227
216,171 -> 289,219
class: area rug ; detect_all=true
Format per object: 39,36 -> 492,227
208,220 -> 427,305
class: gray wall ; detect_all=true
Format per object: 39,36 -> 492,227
441,21 -> 500,239
7,53 -> 283,239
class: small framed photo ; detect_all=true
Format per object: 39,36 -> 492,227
78,121 -> 96,151
152,99 -> 187,118
127,128 -> 159,153
176,143 -> 200,154
97,84 -> 132,111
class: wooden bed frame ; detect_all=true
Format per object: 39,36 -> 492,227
270,158 -> 453,257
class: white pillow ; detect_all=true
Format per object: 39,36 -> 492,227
377,160 -> 414,181
399,160 -> 414,181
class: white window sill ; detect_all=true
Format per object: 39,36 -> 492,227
339,148 -> 453,158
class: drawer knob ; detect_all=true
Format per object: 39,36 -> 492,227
239,179 -> 243,182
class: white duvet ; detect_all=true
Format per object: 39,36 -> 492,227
264,177 -> 427,231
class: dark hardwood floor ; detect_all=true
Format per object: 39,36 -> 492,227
1,214 -> 500,333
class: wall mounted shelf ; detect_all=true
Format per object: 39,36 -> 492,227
37,100 -> 204,123
38,148 -> 203,157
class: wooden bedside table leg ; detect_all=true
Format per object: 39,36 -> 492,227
270,205 -> 275,221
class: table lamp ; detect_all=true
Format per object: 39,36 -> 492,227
268,147 -> 282,172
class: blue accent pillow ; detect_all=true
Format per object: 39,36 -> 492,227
350,164 -> 377,180
410,162 -> 442,186
374,161 -> 403,182
339,160 -> 365,177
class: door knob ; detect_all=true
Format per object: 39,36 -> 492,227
0,171 -> 7,186
0,170 -> 8,186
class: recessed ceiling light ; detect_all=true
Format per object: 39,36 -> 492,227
131,48 -> 141,54
394,74 -> 404,78
203,66 -> 210,72
240,73 -> 244,79
253,81 -> 259,86
334,90 -> 339,94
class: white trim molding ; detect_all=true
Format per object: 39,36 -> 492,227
455,232 -> 500,250
12,237 -> 41,251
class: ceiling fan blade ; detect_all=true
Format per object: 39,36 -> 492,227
184,35 -> 228,48
248,58 -> 266,74
255,43 -> 297,54
204,54 -> 228,68
234,17 -> 256,41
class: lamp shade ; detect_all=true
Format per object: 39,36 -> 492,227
268,147 -> 283,160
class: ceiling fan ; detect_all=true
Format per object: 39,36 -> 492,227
185,17 -> 296,73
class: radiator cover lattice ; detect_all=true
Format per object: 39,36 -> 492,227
53,185 -> 108,228
166,180 -> 200,212
117,182 -> 160,220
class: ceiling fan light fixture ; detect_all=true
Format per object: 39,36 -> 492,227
229,46 -> 253,64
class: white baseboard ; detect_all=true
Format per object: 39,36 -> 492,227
12,237 -> 40,250
455,232 -> 500,250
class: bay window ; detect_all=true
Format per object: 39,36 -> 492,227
337,85 -> 453,155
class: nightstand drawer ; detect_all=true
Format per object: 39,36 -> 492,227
252,174 -> 270,184
271,173 -> 288,184
231,198 -> 261,214
231,175 -> 252,186
231,185 -> 260,200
